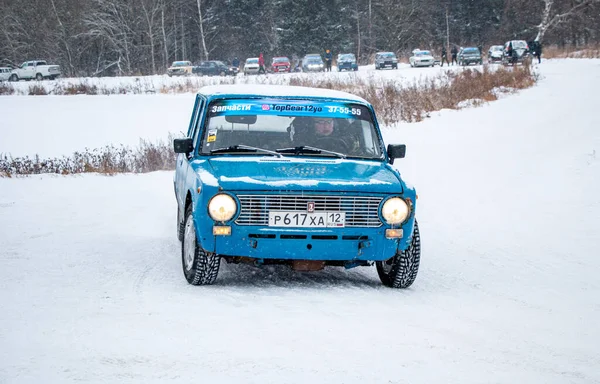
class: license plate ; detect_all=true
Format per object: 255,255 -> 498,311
268,211 -> 345,228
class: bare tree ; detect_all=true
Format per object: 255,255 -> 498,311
196,0 -> 209,60
536,0 -> 600,42
84,0 -> 136,75
141,0 -> 162,74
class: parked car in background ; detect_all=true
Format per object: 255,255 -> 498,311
0,67 -> 12,81
9,60 -> 61,81
374,52 -> 398,70
173,84 -> 420,288
244,58 -> 260,75
193,61 -> 236,76
270,56 -> 291,73
502,40 -> 530,66
336,53 -> 358,71
487,45 -> 503,63
167,61 -> 193,76
409,49 -> 435,67
457,47 -> 483,66
302,54 -> 325,72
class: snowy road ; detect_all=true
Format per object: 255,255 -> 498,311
1,60 -> 599,383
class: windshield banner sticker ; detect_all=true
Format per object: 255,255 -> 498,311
208,99 -> 370,120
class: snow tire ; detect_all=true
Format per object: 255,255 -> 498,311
376,220 -> 421,288
182,205 -> 220,285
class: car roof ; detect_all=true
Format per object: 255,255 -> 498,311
246,57 -> 259,60
197,84 -> 368,104
377,52 -> 395,55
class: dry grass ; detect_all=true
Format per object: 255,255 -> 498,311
290,64 -> 537,123
542,44 -> 600,59
0,82 -> 14,95
0,137 -> 176,177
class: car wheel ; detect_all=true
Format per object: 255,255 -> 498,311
353,67 -> 358,71
35,73 -> 43,81
182,204 -> 220,285
393,65 -> 397,69
376,220 -> 421,288
9,74 -> 18,82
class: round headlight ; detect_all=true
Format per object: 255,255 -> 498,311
381,197 -> 409,225
208,194 -> 237,222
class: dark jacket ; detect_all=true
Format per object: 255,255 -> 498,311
451,47 -> 458,56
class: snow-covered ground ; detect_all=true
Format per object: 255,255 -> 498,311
1,59 -> 599,383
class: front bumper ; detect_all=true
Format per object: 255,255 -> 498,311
414,60 -> 433,66
272,66 -> 290,72
338,63 -> 358,71
211,224 -> 413,261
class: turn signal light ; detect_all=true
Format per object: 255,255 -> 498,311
213,226 -> 231,236
385,229 -> 403,239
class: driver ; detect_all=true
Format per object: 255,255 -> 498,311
293,116 -> 358,153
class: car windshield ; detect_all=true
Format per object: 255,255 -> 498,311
512,41 -> 528,49
172,61 -> 190,67
307,59 -> 323,64
416,51 -> 431,56
338,54 -> 355,61
246,59 -> 259,64
464,48 -> 479,54
273,57 -> 289,63
381,53 -> 396,58
200,99 -> 384,159
491,46 -> 503,51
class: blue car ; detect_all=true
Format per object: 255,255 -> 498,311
337,53 -> 358,71
173,85 -> 420,288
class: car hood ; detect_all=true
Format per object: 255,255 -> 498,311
192,157 -> 403,193
414,55 -> 433,60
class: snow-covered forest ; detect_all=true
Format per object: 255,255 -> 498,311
1,0 -> 599,76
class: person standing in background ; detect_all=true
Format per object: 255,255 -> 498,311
258,53 -> 266,74
324,49 -> 333,72
441,47 -> 449,66
451,46 -> 458,65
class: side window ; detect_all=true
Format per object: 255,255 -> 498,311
191,98 -> 206,150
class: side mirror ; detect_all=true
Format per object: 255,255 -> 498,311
174,138 -> 194,154
387,144 -> 406,164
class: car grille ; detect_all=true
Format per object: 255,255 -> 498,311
235,194 -> 383,227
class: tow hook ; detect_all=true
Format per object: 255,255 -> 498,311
358,240 -> 371,256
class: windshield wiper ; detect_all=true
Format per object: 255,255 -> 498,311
276,146 -> 346,159
210,145 -> 283,157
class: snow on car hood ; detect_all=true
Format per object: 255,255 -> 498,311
198,157 -> 403,193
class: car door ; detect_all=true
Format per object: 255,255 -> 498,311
207,62 -> 217,76
22,62 -> 34,78
175,95 -> 205,213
